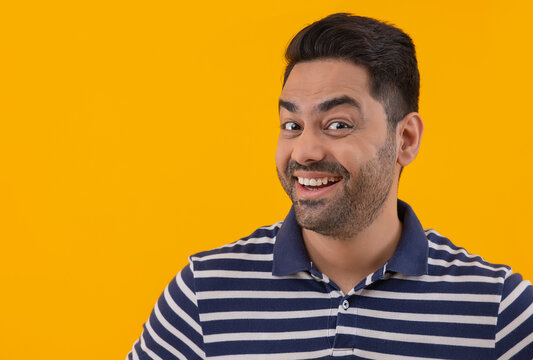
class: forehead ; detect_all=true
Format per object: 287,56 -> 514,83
281,59 -> 372,104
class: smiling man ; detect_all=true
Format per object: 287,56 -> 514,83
128,14 -> 533,359
276,59 -> 414,295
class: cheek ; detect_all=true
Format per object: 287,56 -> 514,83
275,138 -> 291,173
332,143 -> 370,173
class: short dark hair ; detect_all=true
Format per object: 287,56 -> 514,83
284,13 -> 419,129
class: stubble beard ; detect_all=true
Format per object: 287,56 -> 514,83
278,133 -> 397,240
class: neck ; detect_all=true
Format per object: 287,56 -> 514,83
302,195 -> 402,294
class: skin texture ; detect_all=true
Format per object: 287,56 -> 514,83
276,59 -> 423,294
276,133 -> 397,240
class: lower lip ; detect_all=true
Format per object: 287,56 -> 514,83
295,180 -> 342,200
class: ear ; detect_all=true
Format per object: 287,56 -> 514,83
396,112 -> 424,167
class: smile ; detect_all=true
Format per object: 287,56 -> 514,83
297,176 -> 341,190
293,176 -> 343,200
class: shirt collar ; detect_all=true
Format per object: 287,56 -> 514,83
272,199 -> 428,277
272,207 -> 312,276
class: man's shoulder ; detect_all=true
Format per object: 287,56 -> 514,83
424,228 -> 511,280
188,220 -> 284,268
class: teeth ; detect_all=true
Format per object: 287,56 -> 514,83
297,176 -> 340,186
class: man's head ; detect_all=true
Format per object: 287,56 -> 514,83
283,13 -> 420,130
276,14 -> 423,239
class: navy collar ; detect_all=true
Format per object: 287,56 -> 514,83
272,199 -> 428,277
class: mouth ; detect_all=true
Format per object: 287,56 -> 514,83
296,176 -> 342,191
292,175 -> 343,200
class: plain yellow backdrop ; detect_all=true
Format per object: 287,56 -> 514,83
1,1 -> 532,359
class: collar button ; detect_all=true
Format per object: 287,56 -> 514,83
342,299 -> 349,310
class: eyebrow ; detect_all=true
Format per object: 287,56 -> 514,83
317,95 -> 361,112
279,99 -> 299,113
278,95 -> 361,114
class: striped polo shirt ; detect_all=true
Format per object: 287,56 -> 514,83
127,200 -> 533,359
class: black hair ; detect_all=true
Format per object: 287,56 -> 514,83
284,13 -> 419,129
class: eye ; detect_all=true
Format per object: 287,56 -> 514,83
327,121 -> 352,130
281,121 -> 302,131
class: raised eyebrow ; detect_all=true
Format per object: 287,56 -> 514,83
279,99 -> 299,113
316,95 -> 361,113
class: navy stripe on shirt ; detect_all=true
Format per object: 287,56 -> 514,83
128,200 -> 533,359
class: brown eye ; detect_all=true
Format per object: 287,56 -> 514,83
327,121 -> 351,130
282,122 -> 301,131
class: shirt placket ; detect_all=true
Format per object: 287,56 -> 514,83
319,264 -> 389,357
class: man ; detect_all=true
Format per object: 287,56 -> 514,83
127,13 -> 533,359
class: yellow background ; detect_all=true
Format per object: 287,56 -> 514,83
1,1 -> 532,359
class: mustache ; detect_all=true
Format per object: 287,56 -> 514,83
285,160 -> 350,179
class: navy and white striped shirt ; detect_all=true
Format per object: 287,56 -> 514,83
127,200 -> 533,359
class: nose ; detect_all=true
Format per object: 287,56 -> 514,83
291,128 -> 327,165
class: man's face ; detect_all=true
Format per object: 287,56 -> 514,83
276,59 -> 399,239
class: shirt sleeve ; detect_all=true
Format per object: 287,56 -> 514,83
495,271 -> 533,359
126,260 -> 205,360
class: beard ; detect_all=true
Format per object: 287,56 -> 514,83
277,132 -> 397,240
